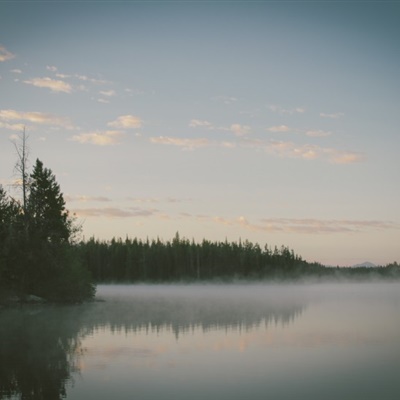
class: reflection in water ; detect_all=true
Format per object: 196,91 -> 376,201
0,285 -> 305,400
86,285 -> 306,337
0,305 -> 85,400
2,283 -> 400,400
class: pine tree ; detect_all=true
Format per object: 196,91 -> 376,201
22,159 -> 95,302
27,159 -> 70,243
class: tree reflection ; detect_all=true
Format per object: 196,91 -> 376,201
0,305 -> 85,400
0,286 -> 306,399
83,286 -> 306,338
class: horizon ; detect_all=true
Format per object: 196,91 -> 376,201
1,1 -> 399,266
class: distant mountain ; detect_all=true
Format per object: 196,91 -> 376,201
352,261 -> 377,268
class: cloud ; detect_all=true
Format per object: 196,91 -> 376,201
150,136 -> 211,150
189,119 -> 212,128
55,73 -> 70,79
267,125 -> 291,133
46,65 -> 58,72
99,89 -> 116,97
65,195 -> 112,203
72,207 -> 158,218
320,112 -> 344,119
267,126 -> 331,137
0,109 -> 72,128
149,132 -> 362,164
71,130 -> 124,146
74,74 -> 109,85
10,69 -> 22,74
263,140 -> 363,164
189,120 -> 249,136
97,98 -> 110,104
0,45 -> 15,62
127,196 -> 191,204
23,77 -> 72,93
108,115 -> 142,129
221,141 -> 237,148
211,215 -> 399,235
268,105 -> 305,115
329,151 -> 364,164
257,218 -> 398,234
0,122 -> 25,131
229,124 -> 251,137
214,95 -> 238,105
305,130 -> 331,137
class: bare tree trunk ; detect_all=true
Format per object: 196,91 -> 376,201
13,127 -> 29,215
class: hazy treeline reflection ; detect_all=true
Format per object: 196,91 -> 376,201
86,285 -> 306,337
0,285 -> 305,399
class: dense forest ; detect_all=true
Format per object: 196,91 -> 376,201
76,234 -> 400,283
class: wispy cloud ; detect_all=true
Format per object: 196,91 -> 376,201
0,122 -> 25,131
46,66 -> 111,88
10,69 -> 22,74
150,136 -> 211,150
267,125 -> 291,133
211,216 -> 399,235
149,133 -> 363,164
305,129 -> 332,137
268,105 -> 305,115
127,196 -> 191,204
71,130 -> 124,146
190,120 -> 250,136
74,74 -> 109,85
0,45 -> 15,62
23,77 -> 72,93
0,109 -> 72,128
72,207 -> 158,218
189,119 -> 213,128
265,140 -> 319,160
46,65 -> 58,72
65,195 -> 112,203
99,89 -> 116,97
108,115 -> 142,129
265,140 -> 362,164
320,112 -> 344,119
214,95 -> 238,105
329,151 -> 364,164
229,124 -> 251,137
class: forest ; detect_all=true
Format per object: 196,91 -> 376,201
76,234 -> 400,283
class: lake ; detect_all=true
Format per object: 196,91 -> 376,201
1,283 -> 399,400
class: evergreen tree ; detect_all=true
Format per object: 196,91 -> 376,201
27,159 -> 70,243
23,159 -> 95,302
1,144 -> 95,303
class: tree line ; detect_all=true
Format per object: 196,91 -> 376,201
76,234 -> 400,283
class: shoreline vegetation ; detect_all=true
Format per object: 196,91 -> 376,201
1,133 -> 399,306
0,132 -> 95,305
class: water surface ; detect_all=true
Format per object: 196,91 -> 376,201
1,283 -> 399,399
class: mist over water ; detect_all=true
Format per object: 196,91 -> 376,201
1,283 -> 399,400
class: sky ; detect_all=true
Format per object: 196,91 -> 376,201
0,0 -> 399,266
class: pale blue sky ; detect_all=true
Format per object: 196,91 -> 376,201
1,0 -> 399,266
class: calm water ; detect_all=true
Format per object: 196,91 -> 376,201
1,283 -> 399,400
